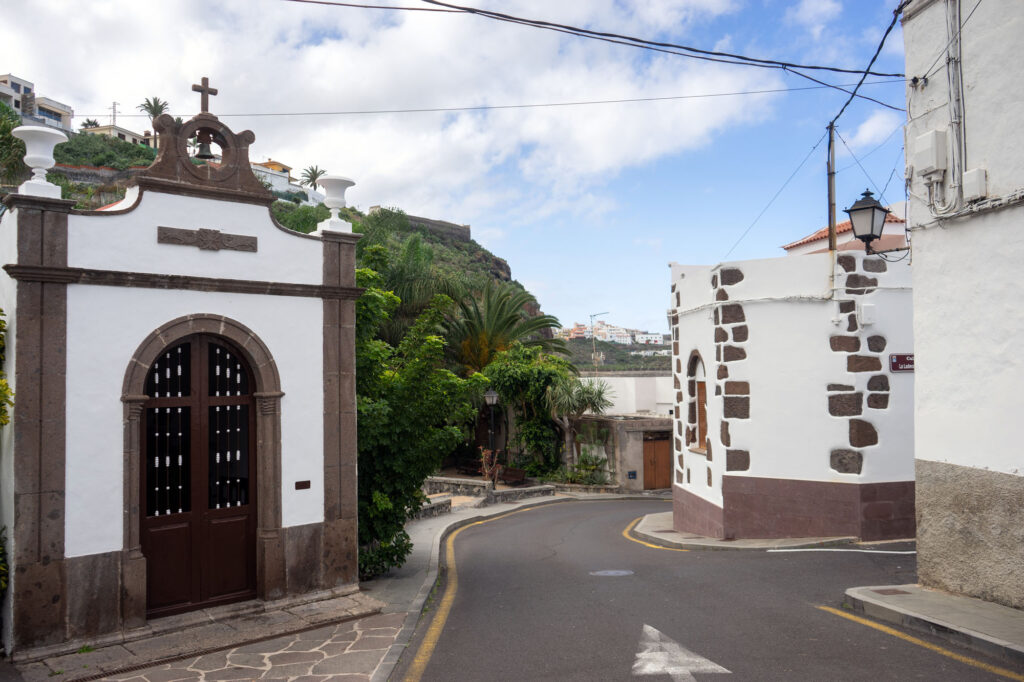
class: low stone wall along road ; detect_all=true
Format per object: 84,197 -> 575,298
395,499 -> 1019,681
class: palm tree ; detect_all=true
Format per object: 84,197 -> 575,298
301,165 -> 326,192
137,97 -> 169,146
80,118 -> 100,129
446,282 -> 567,376
547,376 -> 613,468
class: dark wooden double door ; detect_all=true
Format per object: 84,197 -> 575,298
141,335 -> 257,617
643,436 -> 672,490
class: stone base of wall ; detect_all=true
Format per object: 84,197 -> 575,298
673,477 -> 914,541
672,484 -> 726,538
916,459 -> 1024,610
424,476 -> 493,497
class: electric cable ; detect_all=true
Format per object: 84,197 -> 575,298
722,130 -> 828,259
837,121 -> 903,172
922,0 -> 984,79
836,128 -> 887,204
73,79 -> 904,120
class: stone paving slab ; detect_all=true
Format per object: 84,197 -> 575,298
16,593 -> 385,682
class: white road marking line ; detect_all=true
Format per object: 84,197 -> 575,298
632,624 -> 730,682
766,548 -> 916,554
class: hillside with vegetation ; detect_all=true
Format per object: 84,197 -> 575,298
565,337 -> 671,372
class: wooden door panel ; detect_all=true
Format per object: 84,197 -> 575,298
655,439 -> 671,489
205,514 -> 253,599
643,441 -> 655,489
144,520 -> 194,613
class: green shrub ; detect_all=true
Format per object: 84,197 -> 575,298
53,131 -> 156,170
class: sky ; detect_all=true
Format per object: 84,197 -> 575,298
1,0 -> 909,334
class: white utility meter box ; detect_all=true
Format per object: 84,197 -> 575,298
914,129 -> 948,176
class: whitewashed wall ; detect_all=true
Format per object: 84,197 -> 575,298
670,251 -> 914,508
591,375 -> 674,416
63,192 -> 327,558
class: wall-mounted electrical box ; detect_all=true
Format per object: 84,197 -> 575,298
914,129 -> 948,176
963,168 -> 988,201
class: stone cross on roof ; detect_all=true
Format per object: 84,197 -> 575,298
192,76 -> 218,113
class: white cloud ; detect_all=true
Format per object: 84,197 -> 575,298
847,109 -> 903,151
0,0 -> 780,228
785,0 -> 842,40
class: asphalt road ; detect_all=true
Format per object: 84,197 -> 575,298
395,499 -> 1015,681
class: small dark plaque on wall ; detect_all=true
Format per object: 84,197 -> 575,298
295,480 -> 311,490
889,354 -> 914,372
627,470 -> 637,480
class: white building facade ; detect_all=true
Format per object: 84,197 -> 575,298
669,251 -> 915,540
902,0 -> 1024,608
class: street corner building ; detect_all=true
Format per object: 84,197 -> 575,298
0,96 -> 361,654
667,247 -> 915,542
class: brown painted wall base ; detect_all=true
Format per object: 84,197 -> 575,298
916,459 -> 1024,609
673,477 -> 914,541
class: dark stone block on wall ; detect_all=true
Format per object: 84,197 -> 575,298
732,325 -> 748,342
847,314 -> 858,332
839,300 -> 856,313
711,274 -> 718,288
721,421 -> 730,447
845,274 -> 878,294
716,289 -> 729,301
830,336 -> 860,352
829,392 -> 863,416
863,258 -> 887,273
867,335 -> 887,352
868,393 -> 890,409
715,328 -> 728,343
726,449 -> 750,471
848,355 -> 882,372
705,440 -> 713,461
717,365 -> 729,380
723,346 -> 746,362
830,449 -> 863,474
867,375 -> 890,391
827,383 -> 855,391
849,419 -> 878,447
715,385 -> 721,396
713,308 -> 719,325
720,268 -> 745,286
837,254 -> 856,272
720,304 -> 745,324
724,381 -> 749,395
724,396 -> 750,419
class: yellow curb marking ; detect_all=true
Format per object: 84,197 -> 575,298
818,606 -> 1024,681
622,517 -> 690,552
404,507 -> 542,682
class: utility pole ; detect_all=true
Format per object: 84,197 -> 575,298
109,101 -> 119,126
827,122 -> 837,252
590,312 -> 608,372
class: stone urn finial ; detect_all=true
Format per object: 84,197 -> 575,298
316,175 -> 356,234
12,125 -> 68,199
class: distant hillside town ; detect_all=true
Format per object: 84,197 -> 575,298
557,320 -> 668,346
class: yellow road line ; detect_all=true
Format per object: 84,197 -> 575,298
818,606 -> 1024,681
404,507 -> 542,682
622,517 -> 690,552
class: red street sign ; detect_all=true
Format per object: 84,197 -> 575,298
890,354 -> 914,372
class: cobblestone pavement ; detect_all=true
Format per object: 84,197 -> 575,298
99,612 -> 405,682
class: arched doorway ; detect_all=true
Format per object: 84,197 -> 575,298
140,335 -> 257,617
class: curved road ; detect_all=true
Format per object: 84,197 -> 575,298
396,499 -> 1014,681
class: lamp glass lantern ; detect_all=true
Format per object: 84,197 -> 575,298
483,389 -> 499,406
844,189 -> 890,248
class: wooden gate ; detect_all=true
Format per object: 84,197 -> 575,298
642,436 -> 672,489
140,336 -> 257,617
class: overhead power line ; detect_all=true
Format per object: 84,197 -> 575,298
722,130 -> 828,260
836,128 -> 887,204
74,79 -> 904,119
419,0 -> 905,79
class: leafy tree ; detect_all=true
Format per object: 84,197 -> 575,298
356,269 -> 487,578
271,201 -> 330,233
137,97 -> 169,145
0,101 -> 26,186
446,282 -> 566,376
52,132 -> 156,170
300,165 -> 326,191
80,118 -> 100,129
547,376 -> 613,468
484,343 -> 573,471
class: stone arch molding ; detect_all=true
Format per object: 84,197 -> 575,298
120,314 -> 287,625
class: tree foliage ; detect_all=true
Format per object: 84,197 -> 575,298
484,344 -> 573,470
447,282 -> 566,376
0,101 -> 26,185
547,376 -> 613,467
270,201 -> 329,233
300,165 -> 326,191
80,118 -> 100,129
53,131 -> 156,170
356,269 -> 487,578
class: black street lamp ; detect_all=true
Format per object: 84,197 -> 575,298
844,189 -> 891,253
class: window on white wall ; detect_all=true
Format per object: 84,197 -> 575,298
686,353 -> 708,453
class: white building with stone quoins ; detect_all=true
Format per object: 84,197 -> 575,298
902,0 -> 1024,609
0,100 -> 361,654
668,251 -> 914,541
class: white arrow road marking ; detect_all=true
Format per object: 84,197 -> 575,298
632,624 -> 730,682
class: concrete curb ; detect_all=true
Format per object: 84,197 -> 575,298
369,496 -> 571,682
631,511 -> 857,551
845,586 -> 1024,667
